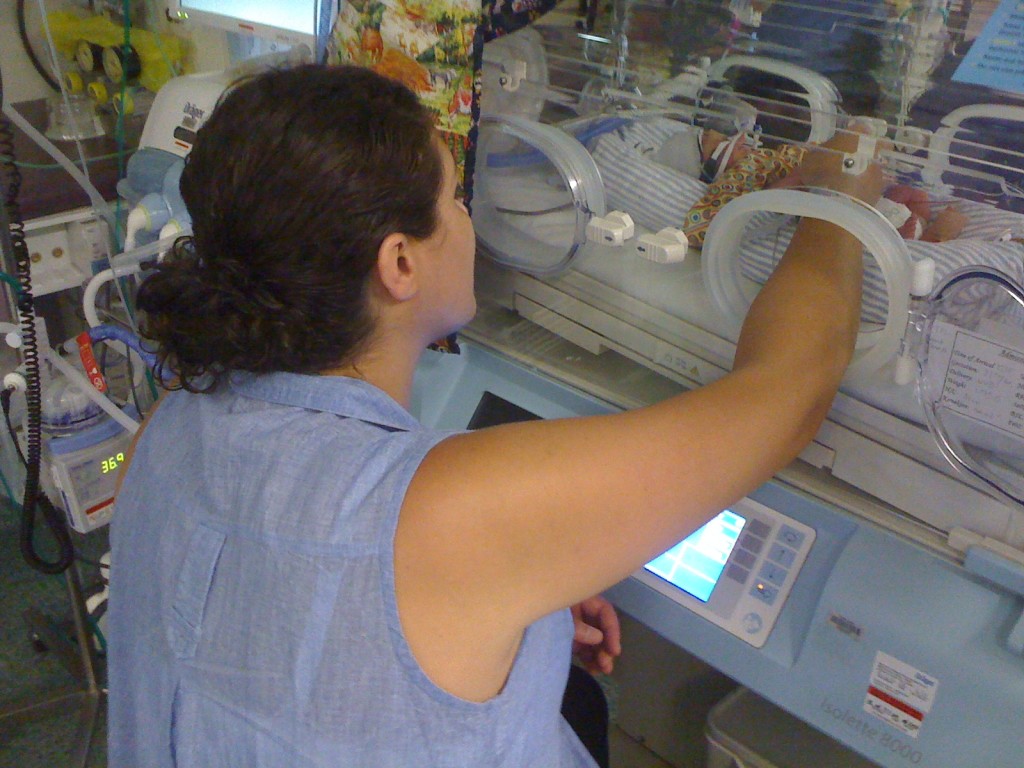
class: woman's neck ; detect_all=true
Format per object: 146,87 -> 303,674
321,339 -> 422,409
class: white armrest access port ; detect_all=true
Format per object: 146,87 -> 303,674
636,227 -> 688,264
587,211 -> 635,247
499,60 -> 528,92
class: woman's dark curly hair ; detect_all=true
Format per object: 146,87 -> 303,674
137,64 -> 444,391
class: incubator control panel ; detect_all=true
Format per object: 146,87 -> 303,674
635,497 -> 815,648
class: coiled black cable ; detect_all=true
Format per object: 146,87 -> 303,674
1,68 -> 75,574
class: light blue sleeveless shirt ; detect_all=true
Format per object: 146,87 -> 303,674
108,371 -> 596,767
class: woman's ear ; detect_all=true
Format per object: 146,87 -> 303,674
376,232 -> 419,302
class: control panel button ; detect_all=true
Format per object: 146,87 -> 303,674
777,524 -> 806,549
751,581 -> 779,605
739,533 -> 765,554
632,494 -> 816,650
747,518 -> 772,538
742,612 -> 764,634
734,548 -> 757,569
726,564 -> 750,583
758,562 -> 788,588
767,543 -> 796,568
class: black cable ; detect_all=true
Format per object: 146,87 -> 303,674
125,341 -> 142,415
1,65 -> 75,575
99,336 -> 108,378
1,388 -> 28,468
16,0 -> 61,93
73,552 -> 105,570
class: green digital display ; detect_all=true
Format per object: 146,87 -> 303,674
101,452 -> 126,474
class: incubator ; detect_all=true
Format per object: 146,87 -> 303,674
470,0 -> 1024,546
454,1 -> 1024,764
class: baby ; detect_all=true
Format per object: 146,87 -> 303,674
649,123 -> 968,247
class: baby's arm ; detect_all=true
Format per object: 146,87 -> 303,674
921,206 -> 969,242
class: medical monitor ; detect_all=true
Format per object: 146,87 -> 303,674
168,0 -> 320,49
644,510 -> 747,603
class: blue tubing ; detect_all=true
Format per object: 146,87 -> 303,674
485,116 -> 632,169
88,324 -> 161,373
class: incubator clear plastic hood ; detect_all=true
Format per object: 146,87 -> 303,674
468,0 -> 1024,554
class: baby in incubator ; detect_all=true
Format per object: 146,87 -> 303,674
588,117 -> 1024,322
648,122 -> 969,246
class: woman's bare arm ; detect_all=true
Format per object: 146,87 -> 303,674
395,129 -> 882,701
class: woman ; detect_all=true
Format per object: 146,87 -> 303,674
108,64 -> 882,767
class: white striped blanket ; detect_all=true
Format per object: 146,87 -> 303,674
589,118 -> 1024,324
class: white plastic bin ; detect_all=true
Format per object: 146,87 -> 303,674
706,688 -> 880,768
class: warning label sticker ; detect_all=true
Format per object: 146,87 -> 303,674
863,652 -> 939,738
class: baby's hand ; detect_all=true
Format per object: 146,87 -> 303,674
922,206 -> 968,243
885,184 -> 931,222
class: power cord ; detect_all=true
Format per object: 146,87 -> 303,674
1,64 -> 75,575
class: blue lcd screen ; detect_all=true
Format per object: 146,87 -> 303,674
644,510 -> 746,602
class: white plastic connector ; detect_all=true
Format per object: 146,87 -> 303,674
157,220 -> 189,260
893,355 -> 916,387
123,206 -> 148,252
636,227 -> 688,264
849,116 -> 888,138
586,211 -> 635,247
3,371 -> 27,392
910,257 -> 936,298
159,219 -> 186,242
841,133 -> 878,175
894,126 -> 928,153
498,60 -> 528,92
894,257 -> 938,386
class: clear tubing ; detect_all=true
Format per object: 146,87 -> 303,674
44,346 -> 139,435
83,233 -> 174,330
83,269 -> 118,332
87,324 -> 158,371
123,206 -> 149,252
35,0 -> 101,183
1,103 -> 113,229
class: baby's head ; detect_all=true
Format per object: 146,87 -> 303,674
698,129 -> 758,181
651,127 -> 758,182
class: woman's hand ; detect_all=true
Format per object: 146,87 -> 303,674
571,595 -> 622,675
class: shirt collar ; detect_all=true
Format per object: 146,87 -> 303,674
229,371 -> 421,433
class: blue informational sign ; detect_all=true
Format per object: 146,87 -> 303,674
953,0 -> 1024,94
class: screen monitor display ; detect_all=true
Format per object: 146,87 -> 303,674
178,0 -> 319,43
644,510 -> 746,602
467,391 -> 542,429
